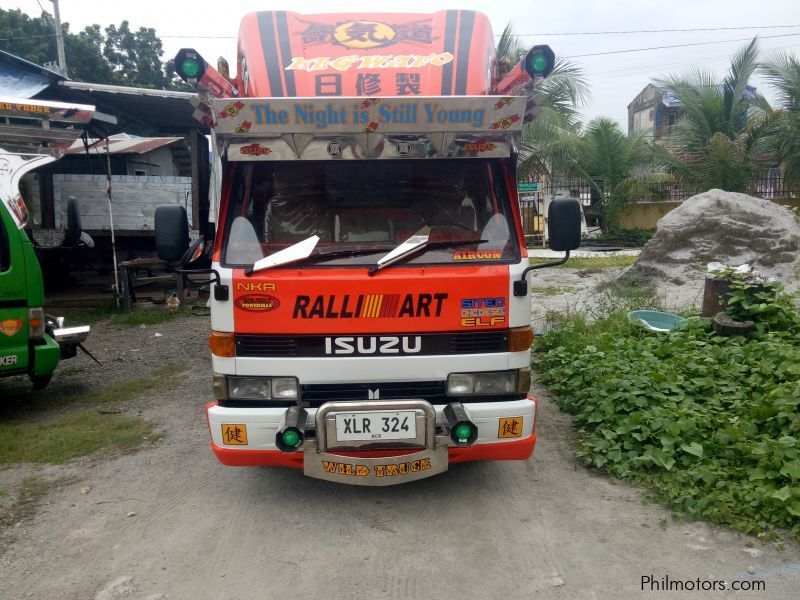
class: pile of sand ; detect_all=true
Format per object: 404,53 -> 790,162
619,189 -> 800,308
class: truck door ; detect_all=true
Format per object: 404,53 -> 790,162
0,202 -> 28,375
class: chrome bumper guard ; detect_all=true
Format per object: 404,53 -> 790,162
303,400 -> 450,486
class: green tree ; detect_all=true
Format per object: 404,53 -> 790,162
0,8 -> 55,67
103,21 -> 169,88
655,38 -> 771,193
0,8 -> 177,89
759,50 -> 800,188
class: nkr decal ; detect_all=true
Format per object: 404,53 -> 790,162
235,282 -> 276,292
235,294 -> 280,313
0,318 -> 23,337
293,293 -> 447,319
452,249 -> 503,261
461,297 -> 506,328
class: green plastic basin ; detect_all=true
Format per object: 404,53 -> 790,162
627,310 -> 688,332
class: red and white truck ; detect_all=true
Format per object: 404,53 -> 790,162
162,10 -> 581,485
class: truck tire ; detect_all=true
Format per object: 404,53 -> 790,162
31,374 -> 52,391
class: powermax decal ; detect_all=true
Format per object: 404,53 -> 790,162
235,295 -> 280,313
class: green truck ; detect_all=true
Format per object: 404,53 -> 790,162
0,97 -> 96,389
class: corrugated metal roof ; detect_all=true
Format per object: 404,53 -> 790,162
65,133 -> 183,156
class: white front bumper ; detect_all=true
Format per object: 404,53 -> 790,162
207,398 -> 535,451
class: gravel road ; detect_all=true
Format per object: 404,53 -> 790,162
1,299 -> 799,599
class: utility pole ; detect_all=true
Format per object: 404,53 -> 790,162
49,0 -> 67,76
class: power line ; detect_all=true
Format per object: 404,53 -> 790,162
501,24 -> 800,37
592,41 -> 800,78
564,32 -> 800,59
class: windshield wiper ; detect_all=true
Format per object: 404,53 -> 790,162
369,231 -> 487,275
301,247 -> 394,263
246,235 -> 319,275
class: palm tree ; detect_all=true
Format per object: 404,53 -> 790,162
655,38 -> 771,193
759,50 -> 800,188
572,118 -> 665,231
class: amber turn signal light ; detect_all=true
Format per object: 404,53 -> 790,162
209,331 -> 235,357
508,326 -> 534,352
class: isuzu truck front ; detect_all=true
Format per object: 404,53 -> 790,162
165,10 -> 580,484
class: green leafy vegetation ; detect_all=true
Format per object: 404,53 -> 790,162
534,286 -> 800,539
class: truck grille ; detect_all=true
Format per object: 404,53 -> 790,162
301,381 -> 447,407
235,331 -> 509,358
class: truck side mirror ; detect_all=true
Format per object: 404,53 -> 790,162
180,236 -> 205,265
548,197 -> 582,252
154,205 -> 190,263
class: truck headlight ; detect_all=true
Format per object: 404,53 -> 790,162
271,377 -> 299,399
221,376 -> 299,401
229,377 -> 271,400
447,371 -> 517,396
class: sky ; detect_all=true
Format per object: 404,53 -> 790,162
6,0 -> 800,129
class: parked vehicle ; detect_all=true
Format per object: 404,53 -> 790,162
0,98 -> 94,389
163,10 -> 580,485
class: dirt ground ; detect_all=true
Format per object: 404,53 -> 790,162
1,269 -> 799,600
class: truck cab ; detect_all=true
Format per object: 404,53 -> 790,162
167,10 -> 580,484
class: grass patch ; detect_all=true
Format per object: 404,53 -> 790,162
529,255 -> 637,271
532,286 -> 580,297
534,284 -> 800,539
56,301 -> 181,328
57,366 -> 86,378
0,410 -> 160,465
1,362 -> 187,413
0,476 -> 58,526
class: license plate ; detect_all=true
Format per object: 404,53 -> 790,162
335,411 -> 417,442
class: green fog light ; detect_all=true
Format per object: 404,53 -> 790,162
282,429 -> 300,447
454,423 -> 474,442
182,59 -> 200,78
530,53 -> 548,73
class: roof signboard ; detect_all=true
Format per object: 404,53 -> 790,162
211,96 -> 526,136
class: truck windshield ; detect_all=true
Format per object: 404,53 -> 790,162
221,159 -> 519,267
